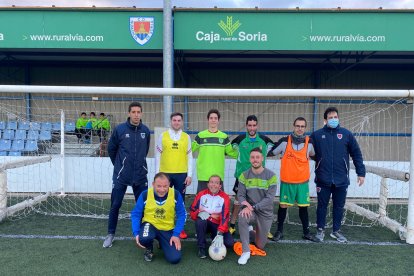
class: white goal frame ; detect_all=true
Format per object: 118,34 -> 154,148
0,84 -> 413,244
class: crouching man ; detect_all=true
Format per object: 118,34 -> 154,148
237,148 -> 277,265
190,175 -> 234,259
131,172 -> 186,264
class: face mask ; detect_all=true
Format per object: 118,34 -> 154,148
327,118 -> 339,128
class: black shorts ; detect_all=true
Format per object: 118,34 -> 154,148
232,179 -> 239,194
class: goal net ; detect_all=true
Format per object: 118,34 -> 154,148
0,86 -> 412,241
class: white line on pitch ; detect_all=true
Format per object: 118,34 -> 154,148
0,234 -> 407,246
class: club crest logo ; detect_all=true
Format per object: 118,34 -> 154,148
130,17 -> 154,46
337,134 -> 343,140
141,133 -> 146,139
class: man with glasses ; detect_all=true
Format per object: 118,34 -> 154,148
268,117 -> 315,242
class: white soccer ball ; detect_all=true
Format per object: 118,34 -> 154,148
208,244 -> 227,261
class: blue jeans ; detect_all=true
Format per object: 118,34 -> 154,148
107,182 -> 147,235
316,184 -> 348,232
139,222 -> 182,264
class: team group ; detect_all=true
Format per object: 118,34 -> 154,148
102,102 -> 366,265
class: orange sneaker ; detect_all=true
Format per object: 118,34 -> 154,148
179,230 -> 188,239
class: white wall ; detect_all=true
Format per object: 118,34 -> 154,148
2,156 -> 410,199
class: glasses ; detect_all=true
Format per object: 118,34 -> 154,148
294,125 -> 306,129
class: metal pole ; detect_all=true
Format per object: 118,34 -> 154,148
60,109 -> 66,196
163,0 -> 173,128
406,104 -> 414,244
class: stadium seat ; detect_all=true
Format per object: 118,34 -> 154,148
14,129 -> 27,140
7,121 -> 18,130
39,130 -> 52,141
0,139 -> 11,151
18,121 -> 30,130
2,129 -> 14,140
65,122 -> 76,132
41,122 -> 52,131
0,121 -> 5,130
8,151 -> 21,157
27,130 -> 39,140
0,151 -> 6,156
24,140 -> 38,152
11,140 -> 25,151
52,122 -> 61,131
30,122 -> 41,131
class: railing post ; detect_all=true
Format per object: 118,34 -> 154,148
378,177 -> 388,217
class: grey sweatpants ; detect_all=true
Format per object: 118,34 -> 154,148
238,211 -> 273,253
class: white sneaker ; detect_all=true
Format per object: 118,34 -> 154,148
238,252 -> 251,265
103,234 -> 114,248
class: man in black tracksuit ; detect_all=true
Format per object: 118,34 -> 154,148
103,102 -> 151,248
311,107 -> 365,243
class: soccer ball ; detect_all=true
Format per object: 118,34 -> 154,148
208,244 -> 227,261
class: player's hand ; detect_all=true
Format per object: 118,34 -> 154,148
198,211 -> 210,220
184,177 -> 192,186
242,202 -> 253,212
212,233 -> 224,248
170,236 -> 181,250
135,235 -> 145,249
239,207 -> 252,219
357,176 -> 365,186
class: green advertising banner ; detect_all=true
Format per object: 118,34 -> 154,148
0,10 -> 163,49
174,11 -> 414,51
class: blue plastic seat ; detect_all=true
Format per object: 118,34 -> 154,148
65,122 -> 76,132
0,151 -> 7,156
39,130 -> 52,141
14,129 -> 26,140
24,140 -> 38,152
11,140 -> 25,151
41,122 -> 52,131
18,121 -> 30,130
27,130 -> 39,140
0,121 -> 6,130
52,122 -> 61,131
0,139 -> 11,151
8,151 -> 21,156
7,121 -> 17,130
2,129 -> 14,140
30,122 -> 41,131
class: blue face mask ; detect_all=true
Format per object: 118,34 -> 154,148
327,118 -> 339,128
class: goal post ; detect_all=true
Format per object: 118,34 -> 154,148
0,156 -> 52,222
0,84 -> 413,244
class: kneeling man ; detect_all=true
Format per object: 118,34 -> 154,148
131,172 -> 186,264
237,147 -> 277,265
190,175 -> 234,259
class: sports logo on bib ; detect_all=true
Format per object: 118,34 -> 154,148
130,17 -> 154,46
337,134 -> 343,140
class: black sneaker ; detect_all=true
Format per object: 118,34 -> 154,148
197,248 -> 207,259
144,249 -> 154,262
302,232 -> 315,241
272,231 -> 284,242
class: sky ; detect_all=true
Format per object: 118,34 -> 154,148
2,0 -> 414,9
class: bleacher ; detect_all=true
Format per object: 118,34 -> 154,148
0,120 -> 77,156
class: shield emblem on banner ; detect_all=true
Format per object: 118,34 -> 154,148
130,17 -> 154,46
337,134 -> 343,139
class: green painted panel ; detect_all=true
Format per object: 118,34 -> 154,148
0,11 -> 163,49
174,12 -> 414,51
